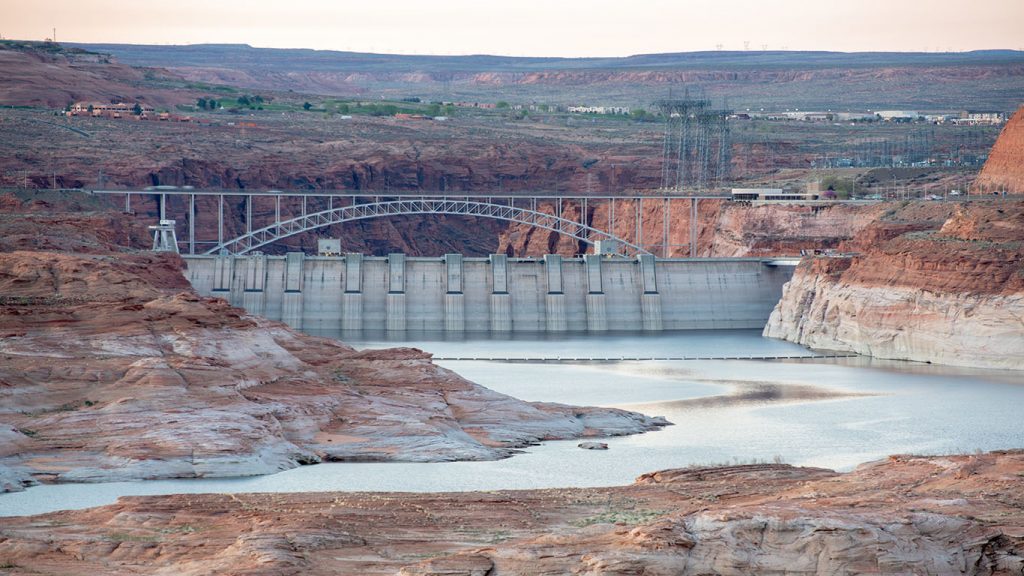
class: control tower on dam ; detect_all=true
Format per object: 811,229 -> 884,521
182,254 -> 796,332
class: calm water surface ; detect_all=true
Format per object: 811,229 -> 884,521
2,330 -> 1021,517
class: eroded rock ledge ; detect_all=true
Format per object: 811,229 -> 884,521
0,452 -> 1021,575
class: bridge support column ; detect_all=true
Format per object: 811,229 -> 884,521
241,253 -> 267,317
489,254 -> 511,332
638,254 -> 663,331
342,253 -> 363,331
386,253 -> 406,332
282,252 -> 304,330
544,254 -> 567,332
584,254 -> 608,332
444,254 -> 465,331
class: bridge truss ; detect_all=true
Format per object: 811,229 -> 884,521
90,190 -> 725,256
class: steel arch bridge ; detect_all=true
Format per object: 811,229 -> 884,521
204,197 -> 647,255
89,189 -> 724,257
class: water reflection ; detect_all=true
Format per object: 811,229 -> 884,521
2,331 -> 1021,517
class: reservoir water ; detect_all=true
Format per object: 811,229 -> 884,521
2,330 -> 1022,517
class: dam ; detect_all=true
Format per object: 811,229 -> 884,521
182,253 -> 795,332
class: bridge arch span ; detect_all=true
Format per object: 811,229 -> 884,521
203,198 -> 647,255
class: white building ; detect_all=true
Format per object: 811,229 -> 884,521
567,105 -> 631,115
318,238 -> 342,256
953,111 -> 1006,125
875,110 -> 920,122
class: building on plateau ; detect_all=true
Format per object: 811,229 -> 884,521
953,111 -> 1006,125
567,106 -> 631,115
875,110 -> 920,123
69,102 -> 155,118
730,187 -> 824,202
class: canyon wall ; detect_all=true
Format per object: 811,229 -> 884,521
975,106 -> 1024,194
765,200 -> 1024,369
498,199 -> 890,258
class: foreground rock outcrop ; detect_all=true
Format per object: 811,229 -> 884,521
765,199 -> 1024,369
1,452 -> 1021,575
0,201 -> 666,492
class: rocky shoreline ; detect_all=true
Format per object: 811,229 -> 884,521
1,451 -> 1021,575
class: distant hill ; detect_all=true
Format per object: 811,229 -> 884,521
0,40 -> 195,108
60,43 -> 1024,111
69,43 -> 1024,72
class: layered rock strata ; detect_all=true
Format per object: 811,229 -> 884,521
765,200 -> 1024,369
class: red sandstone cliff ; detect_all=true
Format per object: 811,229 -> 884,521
498,199 -> 892,258
976,106 -> 1024,194
765,199 -> 1024,369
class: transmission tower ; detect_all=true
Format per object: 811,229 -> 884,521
656,95 -> 732,193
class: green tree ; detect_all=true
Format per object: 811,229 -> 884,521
208,99 -> 217,110
303,101 -> 313,111
132,103 -> 143,115
196,98 -> 207,110
426,103 -> 441,116
338,103 -> 350,114
496,101 -> 510,109
237,95 -> 251,107
631,108 -> 650,122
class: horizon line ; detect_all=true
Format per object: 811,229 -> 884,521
7,38 -> 1024,60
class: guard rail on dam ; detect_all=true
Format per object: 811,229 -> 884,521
182,253 -> 797,332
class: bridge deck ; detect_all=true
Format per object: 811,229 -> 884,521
89,189 -> 730,200
92,188 -> 728,257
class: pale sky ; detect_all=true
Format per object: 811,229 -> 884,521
3,0 -> 1023,56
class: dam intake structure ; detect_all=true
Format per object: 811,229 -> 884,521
184,253 -> 796,333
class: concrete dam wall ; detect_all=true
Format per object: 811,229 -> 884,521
182,254 -> 795,332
